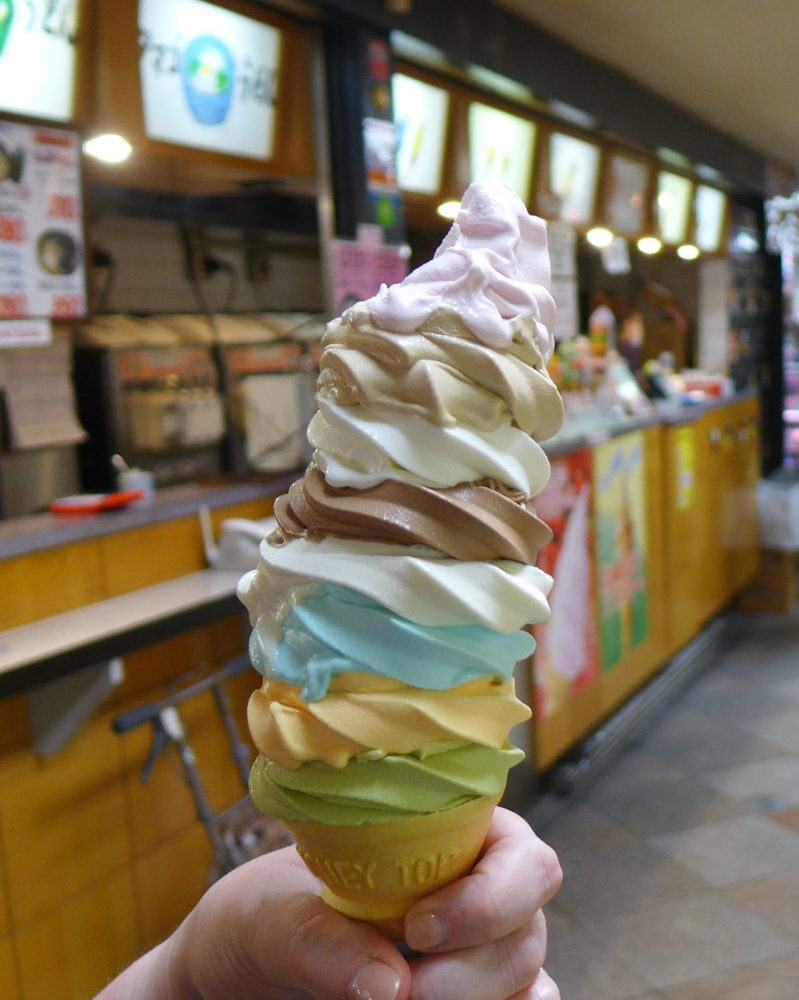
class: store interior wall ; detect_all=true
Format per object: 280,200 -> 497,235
87,218 -> 325,316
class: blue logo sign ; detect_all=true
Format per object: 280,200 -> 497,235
181,34 -> 235,125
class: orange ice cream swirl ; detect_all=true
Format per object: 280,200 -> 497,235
247,672 -> 531,769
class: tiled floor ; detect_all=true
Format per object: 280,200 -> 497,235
531,608 -> 799,1000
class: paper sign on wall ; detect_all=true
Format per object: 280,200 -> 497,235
138,0 -> 281,161
0,121 -> 86,320
330,236 -> 408,314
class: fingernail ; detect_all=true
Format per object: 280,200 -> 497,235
346,960 -> 402,1000
404,911 -> 447,950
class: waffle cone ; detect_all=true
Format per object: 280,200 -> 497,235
284,795 -> 500,938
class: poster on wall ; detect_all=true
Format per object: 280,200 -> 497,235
0,0 -> 79,121
0,120 -> 86,320
138,0 -> 281,161
532,449 -> 599,721
593,432 -> 649,672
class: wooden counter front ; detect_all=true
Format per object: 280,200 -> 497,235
0,483 -> 279,1000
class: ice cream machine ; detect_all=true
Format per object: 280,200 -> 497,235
73,343 -> 226,490
216,339 -> 315,476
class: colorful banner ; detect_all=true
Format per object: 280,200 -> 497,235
0,121 -> 85,320
533,449 -> 599,721
593,432 -> 649,672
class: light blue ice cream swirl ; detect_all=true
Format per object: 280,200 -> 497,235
249,583 -> 535,702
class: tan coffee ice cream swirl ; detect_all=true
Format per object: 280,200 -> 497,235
274,465 -> 551,563
319,311 -> 563,440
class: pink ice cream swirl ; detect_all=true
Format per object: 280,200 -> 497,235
350,182 -> 556,357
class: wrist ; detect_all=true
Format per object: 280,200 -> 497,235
92,938 -> 175,1000
162,921 -> 203,1000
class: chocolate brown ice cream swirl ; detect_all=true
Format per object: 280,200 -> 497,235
273,465 -> 552,564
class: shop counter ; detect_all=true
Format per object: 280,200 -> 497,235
0,569 -> 243,698
532,392 -> 759,769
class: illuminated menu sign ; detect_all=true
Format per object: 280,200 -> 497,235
549,133 -> 600,226
605,153 -> 649,236
656,170 -> 692,244
392,73 -> 449,196
468,102 -> 535,204
0,0 -> 79,121
0,120 -> 86,320
138,0 -> 281,161
694,184 -> 727,252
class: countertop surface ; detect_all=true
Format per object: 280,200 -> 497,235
0,392 -> 756,560
0,476 -> 295,561
0,569 -> 245,696
544,390 -> 757,456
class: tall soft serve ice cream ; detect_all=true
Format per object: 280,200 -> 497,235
238,181 -> 564,937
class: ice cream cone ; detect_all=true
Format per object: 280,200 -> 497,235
284,794 -> 500,938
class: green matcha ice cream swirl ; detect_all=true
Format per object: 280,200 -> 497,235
249,742 -> 523,825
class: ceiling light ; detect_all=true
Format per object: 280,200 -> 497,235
83,133 -> 132,163
586,226 -> 614,248
437,200 -> 461,220
637,236 -> 662,255
677,243 -> 700,260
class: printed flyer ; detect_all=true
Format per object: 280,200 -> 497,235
0,120 -> 86,320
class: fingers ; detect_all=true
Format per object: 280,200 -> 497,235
407,911 -> 548,1000
178,847 -> 412,1000
249,850 -> 410,1000
404,807 -> 562,952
